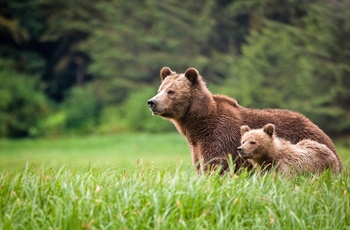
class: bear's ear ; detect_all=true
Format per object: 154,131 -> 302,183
263,123 -> 275,137
184,67 -> 199,84
240,125 -> 251,135
160,67 -> 175,82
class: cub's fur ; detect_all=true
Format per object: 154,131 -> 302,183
238,124 -> 342,175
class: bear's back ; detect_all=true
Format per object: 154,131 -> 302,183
296,139 -> 341,173
271,138 -> 341,174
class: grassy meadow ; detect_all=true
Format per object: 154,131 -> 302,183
0,133 -> 192,171
0,133 -> 349,229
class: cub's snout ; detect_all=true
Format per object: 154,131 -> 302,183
237,146 -> 250,159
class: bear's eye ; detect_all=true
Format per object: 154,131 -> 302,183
250,141 -> 256,145
167,90 -> 175,95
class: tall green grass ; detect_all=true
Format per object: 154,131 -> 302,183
0,134 -> 349,229
0,162 -> 349,229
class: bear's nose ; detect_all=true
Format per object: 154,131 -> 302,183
237,147 -> 243,154
148,99 -> 157,109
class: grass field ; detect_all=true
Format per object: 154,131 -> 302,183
0,133 -> 349,229
0,133 -> 192,171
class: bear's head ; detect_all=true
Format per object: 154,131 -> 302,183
147,67 -> 203,119
237,124 -> 275,163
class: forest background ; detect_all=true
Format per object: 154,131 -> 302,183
1,0 -> 350,139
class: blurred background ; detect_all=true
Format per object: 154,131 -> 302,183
1,0 -> 349,139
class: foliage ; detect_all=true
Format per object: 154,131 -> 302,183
37,111 -> 67,137
302,0 -> 350,134
228,25 -> 313,109
0,59 -> 49,137
62,83 -> 103,133
79,0 -> 221,98
223,1 -> 350,135
121,87 -> 175,133
1,0 -> 350,137
0,162 -> 349,229
92,87 -> 176,134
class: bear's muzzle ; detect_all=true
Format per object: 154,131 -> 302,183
148,98 -> 157,110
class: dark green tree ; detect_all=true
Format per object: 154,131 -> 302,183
1,0 -> 349,136
226,24 -> 314,109
302,0 -> 350,135
80,0 -> 218,84
225,0 -> 350,136
0,59 -> 49,137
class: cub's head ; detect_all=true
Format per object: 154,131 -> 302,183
147,67 -> 202,119
237,124 -> 275,162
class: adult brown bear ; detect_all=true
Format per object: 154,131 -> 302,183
148,67 -> 341,173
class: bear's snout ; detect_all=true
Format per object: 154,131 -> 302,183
237,147 -> 249,158
148,99 -> 157,110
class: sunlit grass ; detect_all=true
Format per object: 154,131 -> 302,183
0,162 -> 349,229
0,134 -> 349,229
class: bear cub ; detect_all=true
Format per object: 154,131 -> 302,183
237,124 -> 342,175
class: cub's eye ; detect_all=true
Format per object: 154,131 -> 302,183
167,90 -> 175,95
250,141 -> 256,145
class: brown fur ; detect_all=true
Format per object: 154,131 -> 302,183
238,124 -> 342,175
148,67 -> 342,173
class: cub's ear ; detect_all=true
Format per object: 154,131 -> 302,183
184,67 -> 199,84
160,67 -> 175,82
263,123 -> 275,137
240,125 -> 251,135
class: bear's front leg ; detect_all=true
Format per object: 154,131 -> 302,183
201,157 -> 229,175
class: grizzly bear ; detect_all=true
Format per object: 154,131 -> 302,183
237,124 -> 342,175
148,67 -> 341,173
